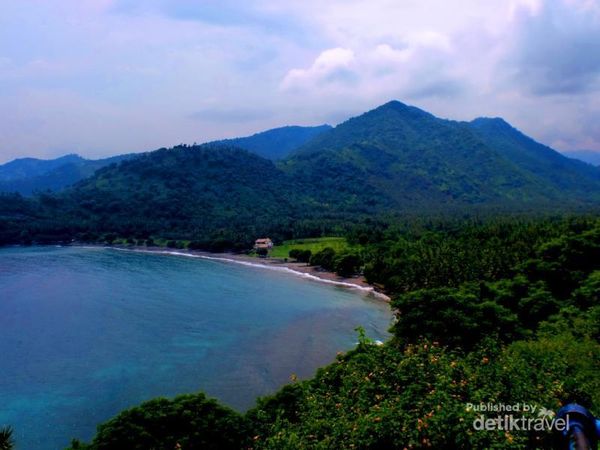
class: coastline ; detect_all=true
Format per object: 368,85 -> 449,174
83,244 -> 392,302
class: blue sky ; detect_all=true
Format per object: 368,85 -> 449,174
1,0 -> 600,162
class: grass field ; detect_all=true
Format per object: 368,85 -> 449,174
269,237 -> 353,258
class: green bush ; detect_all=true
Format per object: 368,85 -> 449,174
289,249 -> 312,263
67,393 -> 250,450
392,285 -> 522,349
309,247 -> 336,271
333,251 -> 362,277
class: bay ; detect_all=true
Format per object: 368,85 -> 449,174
0,246 -> 392,449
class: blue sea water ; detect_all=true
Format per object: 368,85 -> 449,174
0,246 -> 392,449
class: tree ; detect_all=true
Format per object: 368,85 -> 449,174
289,249 -> 311,263
188,241 -> 204,250
299,250 -> 312,263
310,247 -> 336,271
67,394 -> 250,450
391,286 -> 521,349
334,252 -> 362,277
0,426 -> 14,450
572,270 -> 600,310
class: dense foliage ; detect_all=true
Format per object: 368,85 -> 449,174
288,248 -> 312,263
390,220 -> 600,349
358,217 -> 586,292
64,217 -> 600,450
0,145 -> 311,248
284,101 -> 600,209
469,117 -> 600,195
68,394 -> 250,450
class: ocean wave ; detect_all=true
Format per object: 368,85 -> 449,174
108,247 -> 390,300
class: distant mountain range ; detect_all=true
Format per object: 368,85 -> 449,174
213,124 -> 332,160
1,100 -> 599,246
0,154 -> 133,195
562,150 -> 600,166
0,125 -> 332,195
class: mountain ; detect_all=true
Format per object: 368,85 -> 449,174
0,154 -> 134,195
284,101 -> 600,208
468,118 -> 600,194
0,124 -> 331,195
0,154 -> 84,181
214,125 -> 332,160
2,100 -> 600,247
562,150 -> 600,166
2,144 -> 313,248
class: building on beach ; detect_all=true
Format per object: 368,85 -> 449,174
254,238 -> 274,250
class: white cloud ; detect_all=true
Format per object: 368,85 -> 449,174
406,31 -> 452,52
509,0 -> 543,18
281,47 -> 355,90
279,32 -> 460,109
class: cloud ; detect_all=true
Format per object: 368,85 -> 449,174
1,0 -> 600,162
509,0 -> 543,18
110,0 -> 312,42
280,32 -> 463,102
405,79 -> 465,100
281,48 -> 356,90
188,108 -> 274,123
509,0 -> 600,95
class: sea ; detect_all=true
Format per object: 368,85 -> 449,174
0,246 -> 392,449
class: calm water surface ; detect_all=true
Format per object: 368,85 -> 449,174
0,246 -> 392,449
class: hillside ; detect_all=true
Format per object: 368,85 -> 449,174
0,144 -> 316,248
0,124 -> 332,195
562,149 -> 600,166
468,118 -> 600,194
214,125 -> 332,160
284,101 -> 600,209
0,154 -> 83,180
0,154 -> 133,195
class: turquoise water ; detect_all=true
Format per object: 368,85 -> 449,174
0,246 -> 392,449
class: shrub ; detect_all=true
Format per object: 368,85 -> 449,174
310,247 -> 336,271
334,252 -> 362,277
289,249 -> 312,263
68,393 -> 250,450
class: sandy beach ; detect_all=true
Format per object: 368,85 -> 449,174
96,245 -> 392,302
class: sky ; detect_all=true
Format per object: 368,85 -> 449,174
1,0 -> 600,162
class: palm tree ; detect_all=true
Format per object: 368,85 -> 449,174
0,426 -> 14,450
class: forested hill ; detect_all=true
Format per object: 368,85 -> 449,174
44,146 -> 313,249
0,154 -> 83,180
1,100 -> 600,247
468,117 -> 600,194
0,153 -> 133,195
563,150 -> 600,166
213,124 -> 332,160
284,100 -> 600,208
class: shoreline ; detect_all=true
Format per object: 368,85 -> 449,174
80,244 -> 391,302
